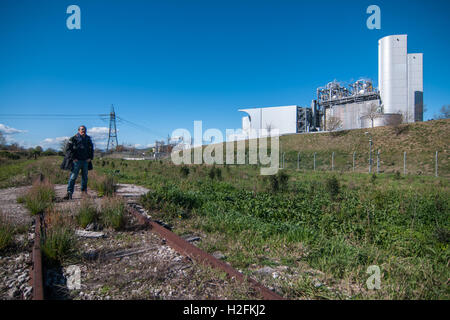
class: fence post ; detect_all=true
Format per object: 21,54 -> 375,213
279,151 -> 282,169
435,151 -> 438,177
332,152 -> 334,171
377,150 -> 380,174
297,152 -> 300,170
282,152 -> 285,169
403,151 -> 406,175
353,151 -> 356,172
314,152 -> 316,171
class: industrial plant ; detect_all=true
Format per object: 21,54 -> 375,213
240,34 -> 423,136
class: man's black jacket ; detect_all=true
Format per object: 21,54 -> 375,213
60,133 -> 94,171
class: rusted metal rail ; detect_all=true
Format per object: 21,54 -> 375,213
127,204 -> 284,300
32,214 -> 44,300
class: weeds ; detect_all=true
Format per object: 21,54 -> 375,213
100,196 -> 126,230
76,199 -> 99,228
0,211 -> 15,252
89,171 -> 116,197
19,178 -> 55,215
41,225 -> 75,265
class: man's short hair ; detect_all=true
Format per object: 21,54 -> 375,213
78,125 -> 87,132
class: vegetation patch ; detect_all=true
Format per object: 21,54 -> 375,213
76,199 -> 99,228
100,196 -> 126,231
41,209 -> 76,265
0,211 -> 15,252
18,178 -> 55,215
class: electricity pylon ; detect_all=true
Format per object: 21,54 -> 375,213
106,105 -> 119,152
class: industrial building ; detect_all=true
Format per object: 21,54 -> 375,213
239,105 -> 312,137
240,34 -> 423,136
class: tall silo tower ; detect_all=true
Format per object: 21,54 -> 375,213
378,34 -> 423,123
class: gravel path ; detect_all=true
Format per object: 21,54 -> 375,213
0,186 -> 34,300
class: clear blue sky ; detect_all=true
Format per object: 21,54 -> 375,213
1,0 -> 449,149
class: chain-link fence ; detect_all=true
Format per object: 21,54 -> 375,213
278,150 -> 449,177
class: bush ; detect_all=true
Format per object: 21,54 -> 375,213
100,197 -> 126,230
180,166 -> 190,177
278,171 -> 289,191
268,171 -> 289,193
208,167 -> 216,179
325,176 -> 340,200
215,167 -> 222,180
269,175 -> 279,192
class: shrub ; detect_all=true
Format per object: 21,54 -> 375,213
208,167 -> 216,179
326,176 -> 340,200
180,166 -> 190,177
215,167 -> 222,180
269,175 -> 279,192
100,197 -> 126,230
278,171 -> 289,191
268,171 -> 289,193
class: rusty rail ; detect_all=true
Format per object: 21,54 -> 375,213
127,205 -> 284,300
32,214 -> 44,300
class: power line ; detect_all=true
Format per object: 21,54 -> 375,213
0,112 -> 167,139
116,116 -> 165,138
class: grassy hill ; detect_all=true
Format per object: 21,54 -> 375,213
279,119 -> 449,176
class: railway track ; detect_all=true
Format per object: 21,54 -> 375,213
30,184 -> 284,300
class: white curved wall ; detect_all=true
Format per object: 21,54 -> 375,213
240,106 -> 298,137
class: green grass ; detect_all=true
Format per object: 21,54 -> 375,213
1,134 -> 449,299
18,179 -> 55,215
0,213 -> 15,252
76,199 -> 99,228
100,196 -> 126,231
0,156 -> 68,188
112,159 -> 448,300
89,171 -> 116,197
41,225 -> 76,265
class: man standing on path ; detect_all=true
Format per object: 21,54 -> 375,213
61,125 -> 94,199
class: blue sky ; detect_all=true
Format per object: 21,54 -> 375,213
0,0 -> 449,150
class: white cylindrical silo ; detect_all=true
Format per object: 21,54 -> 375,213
378,35 -> 408,117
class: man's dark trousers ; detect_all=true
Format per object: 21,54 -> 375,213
67,160 -> 89,195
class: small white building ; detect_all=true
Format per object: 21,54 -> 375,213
240,105 -> 312,137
